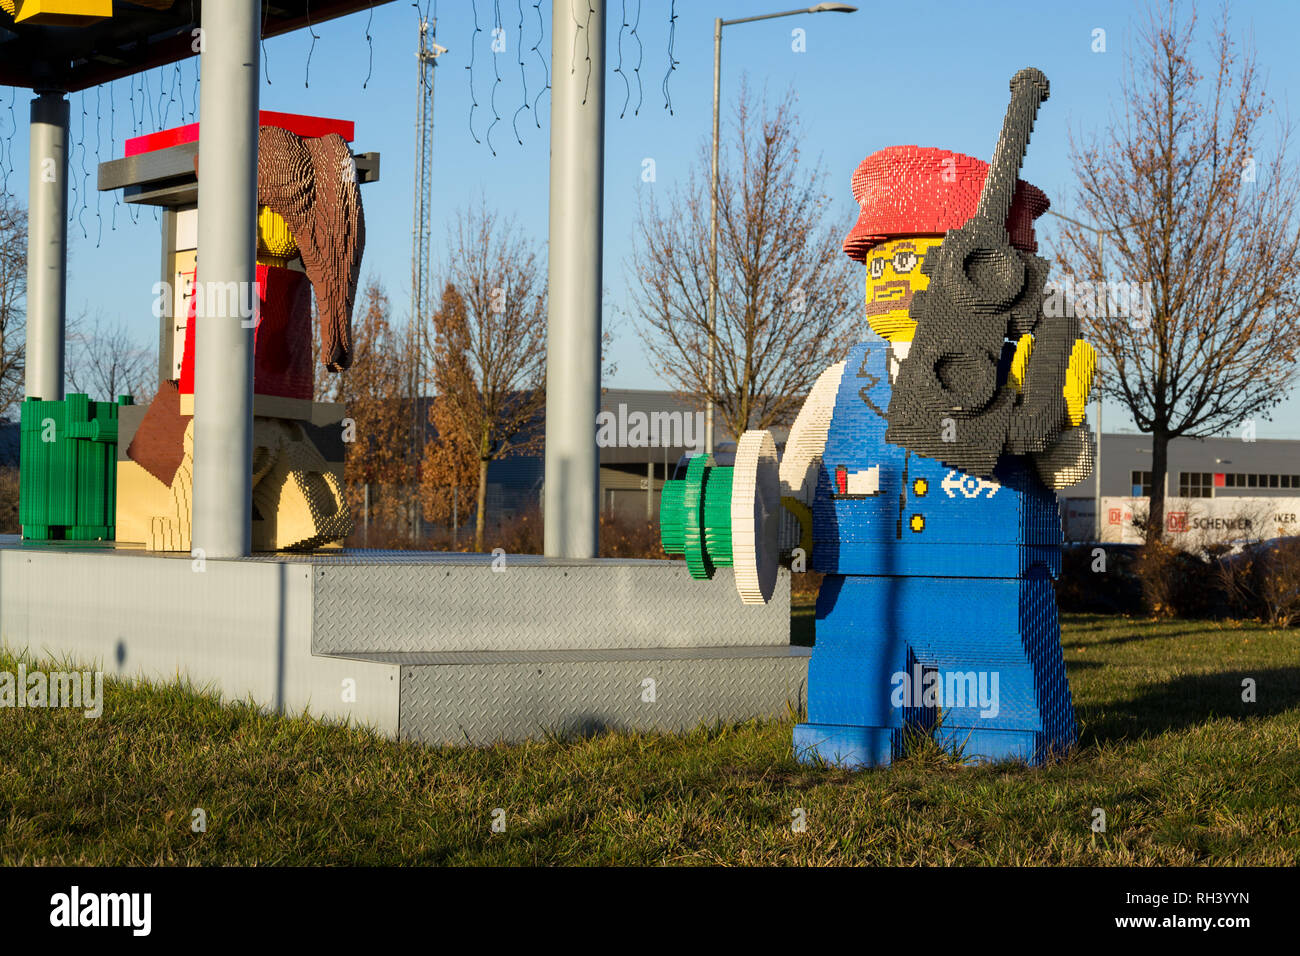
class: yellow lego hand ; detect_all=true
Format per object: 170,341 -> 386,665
1008,333 -> 1034,393
1008,333 -> 1095,428
1063,339 -> 1096,427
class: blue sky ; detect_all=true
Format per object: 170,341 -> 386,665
2,0 -> 1298,437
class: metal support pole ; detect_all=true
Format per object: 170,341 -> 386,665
705,18 -> 722,457
1095,391 -> 1103,539
646,458 -> 653,520
191,0 -> 259,558
1095,232 -> 1104,541
25,91 -> 69,402
543,0 -> 605,558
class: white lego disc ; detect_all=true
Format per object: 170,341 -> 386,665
731,429 -> 781,605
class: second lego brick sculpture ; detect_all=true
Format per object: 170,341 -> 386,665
662,67 -> 1095,769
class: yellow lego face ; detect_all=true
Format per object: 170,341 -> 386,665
863,236 -> 944,342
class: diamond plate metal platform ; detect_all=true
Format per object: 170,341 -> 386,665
310,559 -> 790,655
389,649 -> 810,745
0,539 -> 806,746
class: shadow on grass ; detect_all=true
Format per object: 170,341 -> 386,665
790,607 -> 815,648
1079,666 -> 1300,744
1059,616 -> 1141,633
1084,628 -> 1217,649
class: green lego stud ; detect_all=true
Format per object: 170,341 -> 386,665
660,478 -> 686,554
658,454 -> 735,579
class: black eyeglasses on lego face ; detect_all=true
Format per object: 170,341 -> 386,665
868,248 -> 922,279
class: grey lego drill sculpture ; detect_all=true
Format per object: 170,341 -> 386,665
887,68 -> 1087,478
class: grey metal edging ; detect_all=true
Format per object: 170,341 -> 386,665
324,645 -> 811,666
310,562 -> 791,655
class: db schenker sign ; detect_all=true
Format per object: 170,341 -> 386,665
1066,497 -> 1300,546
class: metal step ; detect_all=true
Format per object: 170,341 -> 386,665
328,646 -> 810,746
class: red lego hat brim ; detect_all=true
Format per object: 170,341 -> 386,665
842,145 -> 1050,262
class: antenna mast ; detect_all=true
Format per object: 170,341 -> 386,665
409,16 -> 447,540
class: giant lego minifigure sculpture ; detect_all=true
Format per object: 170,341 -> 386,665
109,113 -> 367,552
660,68 -> 1096,767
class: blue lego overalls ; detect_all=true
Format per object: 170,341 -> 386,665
793,340 -> 1077,767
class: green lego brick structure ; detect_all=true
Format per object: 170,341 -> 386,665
660,453 -> 734,580
19,393 -> 133,541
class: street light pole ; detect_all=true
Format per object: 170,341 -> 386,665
704,3 -> 857,457
706,16 -> 721,458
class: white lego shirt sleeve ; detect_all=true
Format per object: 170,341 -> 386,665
778,359 -> 846,551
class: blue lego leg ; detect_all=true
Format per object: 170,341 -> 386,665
794,572 -> 1076,768
793,574 -> 914,768
794,723 -> 896,768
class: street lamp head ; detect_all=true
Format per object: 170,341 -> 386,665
809,2 -> 858,11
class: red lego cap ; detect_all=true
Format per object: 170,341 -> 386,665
842,145 -> 1049,262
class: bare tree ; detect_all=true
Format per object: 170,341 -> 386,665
0,196 -> 25,419
0,197 -> 19,530
631,82 -> 858,438
65,309 -> 156,404
1055,1 -> 1300,537
420,202 -> 547,552
321,279 -> 421,541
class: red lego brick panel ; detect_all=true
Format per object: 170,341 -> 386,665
178,264 -> 314,401
254,266 -> 314,400
124,111 -> 355,157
